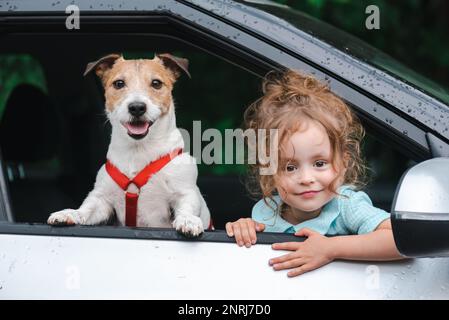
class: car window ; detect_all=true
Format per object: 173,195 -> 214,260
363,133 -> 417,211
0,36 -> 262,228
0,32 -> 418,232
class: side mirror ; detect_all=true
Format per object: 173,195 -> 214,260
391,157 -> 449,257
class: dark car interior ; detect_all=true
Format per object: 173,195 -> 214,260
0,33 -> 414,229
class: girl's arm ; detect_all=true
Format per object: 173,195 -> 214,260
270,219 -> 403,277
327,219 -> 403,261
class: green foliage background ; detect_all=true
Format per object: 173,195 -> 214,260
273,0 -> 449,93
0,55 -> 48,119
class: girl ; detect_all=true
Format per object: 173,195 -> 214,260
226,70 -> 403,277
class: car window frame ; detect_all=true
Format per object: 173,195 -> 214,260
0,222 -> 306,244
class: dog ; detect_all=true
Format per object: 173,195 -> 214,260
47,53 -> 210,237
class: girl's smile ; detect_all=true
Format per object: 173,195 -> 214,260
296,190 -> 323,199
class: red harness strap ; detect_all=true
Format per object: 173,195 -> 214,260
106,148 -> 183,227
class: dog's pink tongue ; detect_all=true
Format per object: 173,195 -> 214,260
126,122 -> 150,135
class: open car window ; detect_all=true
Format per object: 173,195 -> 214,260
0,10 -> 436,242
0,30 -> 264,227
0,42 -> 417,231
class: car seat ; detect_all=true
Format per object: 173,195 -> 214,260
0,84 -> 76,222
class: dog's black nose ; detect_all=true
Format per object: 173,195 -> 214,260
128,102 -> 147,117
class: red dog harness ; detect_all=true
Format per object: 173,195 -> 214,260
106,148 -> 183,227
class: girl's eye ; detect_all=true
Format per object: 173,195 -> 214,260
314,160 -> 327,168
286,164 -> 297,172
113,80 -> 125,89
151,79 -> 163,89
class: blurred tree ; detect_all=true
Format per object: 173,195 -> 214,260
0,55 -> 47,119
274,0 -> 449,93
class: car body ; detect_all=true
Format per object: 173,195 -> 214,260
0,0 -> 449,299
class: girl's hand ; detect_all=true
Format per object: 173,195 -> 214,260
225,218 -> 265,247
270,228 -> 335,277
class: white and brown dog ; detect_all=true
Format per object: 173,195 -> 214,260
47,53 -> 210,237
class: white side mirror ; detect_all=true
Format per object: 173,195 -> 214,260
391,157 -> 449,257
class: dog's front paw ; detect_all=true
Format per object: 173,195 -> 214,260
173,215 -> 204,238
47,209 -> 86,226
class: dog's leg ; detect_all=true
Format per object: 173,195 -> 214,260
171,187 -> 206,237
47,167 -> 114,226
166,154 -> 211,237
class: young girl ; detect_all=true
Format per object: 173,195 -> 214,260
226,70 -> 403,277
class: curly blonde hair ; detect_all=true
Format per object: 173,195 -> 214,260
244,70 -> 368,210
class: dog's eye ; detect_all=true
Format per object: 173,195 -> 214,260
113,80 -> 125,89
151,79 -> 163,89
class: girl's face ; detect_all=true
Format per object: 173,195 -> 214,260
275,120 -> 344,219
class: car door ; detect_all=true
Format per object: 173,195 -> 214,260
1,0 -> 449,299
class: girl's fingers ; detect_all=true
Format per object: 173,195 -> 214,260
269,251 -> 300,265
246,219 -> 257,245
287,264 -> 314,277
240,221 -> 253,247
272,242 -> 302,251
225,222 -> 234,237
272,258 -> 306,271
232,223 -> 244,246
294,227 -> 316,237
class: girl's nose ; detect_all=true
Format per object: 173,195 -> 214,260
297,168 -> 315,184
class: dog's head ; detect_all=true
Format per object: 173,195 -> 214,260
84,53 -> 190,140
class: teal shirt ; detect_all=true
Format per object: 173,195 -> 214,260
252,185 -> 390,235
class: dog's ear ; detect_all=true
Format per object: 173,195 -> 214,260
156,53 -> 191,79
84,53 -> 123,78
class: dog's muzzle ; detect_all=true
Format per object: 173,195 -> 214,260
124,120 -> 153,140
125,102 -> 152,139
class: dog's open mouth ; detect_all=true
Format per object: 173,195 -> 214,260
124,120 -> 153,140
